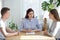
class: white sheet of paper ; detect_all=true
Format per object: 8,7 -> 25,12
26,32 -> 35,35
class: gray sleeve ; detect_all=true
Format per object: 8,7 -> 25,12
47,30 -> 53,37
0,32 -> 5,40
48,32 -> 53,37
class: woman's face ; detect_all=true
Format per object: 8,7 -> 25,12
28,11 -> 34,19
49,12 -> 54,19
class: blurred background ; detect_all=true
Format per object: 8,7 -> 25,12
0,0 -> 60,29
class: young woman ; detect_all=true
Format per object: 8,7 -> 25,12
0,7 -> 18,40
44,9 -> 60,40
19,8 -> 42,32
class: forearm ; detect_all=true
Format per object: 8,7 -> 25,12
1,27 -> 18,37
6,27 -> 15,33
21,29 -> 28,32
5,32 -> 18,37
6,29 -> 15,33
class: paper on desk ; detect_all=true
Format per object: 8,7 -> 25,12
26,32 -> 35,34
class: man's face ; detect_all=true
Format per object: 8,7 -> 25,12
4,11 -> 10,19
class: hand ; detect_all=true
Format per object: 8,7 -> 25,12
44,30 -> 48,35
21,29 -> 32,33
27,29 -> 32,32
32,30 -> 40,32
14,32 -> 19,35
17,31 -> 20,35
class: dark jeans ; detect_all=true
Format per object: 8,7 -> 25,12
0,38 -> 5,40
56,38 -> 60,40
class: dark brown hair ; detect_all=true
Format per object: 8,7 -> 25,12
25,8 -> 34,18
50,9 -> 59,21
1,7 -> 10,16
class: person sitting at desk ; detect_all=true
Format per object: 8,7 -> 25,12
19,8 -> 42,32
44,9 -> 60,40
0,7 -> 18,40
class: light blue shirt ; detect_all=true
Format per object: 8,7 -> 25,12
19,18 -> 42,31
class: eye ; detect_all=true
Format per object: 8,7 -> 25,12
29,14 -> 31,15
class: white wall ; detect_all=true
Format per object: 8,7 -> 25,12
22,0 -> 50,19
56,6 -> 60,17
2,0 -> 50,27
22,0 -> 40,18
1,0 -> 60,37
0,0 -> 2,18
2,0 -> 21,27
2,0 -> 60,28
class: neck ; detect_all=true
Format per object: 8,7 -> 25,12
28,18 -> 32,20
52,18 -> 57,22
1,17 -> 6,21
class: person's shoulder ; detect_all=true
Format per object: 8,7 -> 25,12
21,18 -> 27,22
33,18 -> 38,21
22,18 -> 27,21
0,19 -> 3,24
0,19 -> 3,27
0,18 -> 5,25
56,21 -> 60,25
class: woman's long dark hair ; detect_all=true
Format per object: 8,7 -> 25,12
50,9 -> 59,21
25,8 -> 34,19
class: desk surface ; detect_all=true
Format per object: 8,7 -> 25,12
6,31 -> 55,40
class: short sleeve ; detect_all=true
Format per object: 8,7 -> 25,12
0,23 -> 1,28
0,21 -> 3,28
0,20 -> 8,35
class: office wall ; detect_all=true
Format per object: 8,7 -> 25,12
2,0 -> 22,27
0,0 -> 2,18
2,0 -> 48,27
2,0 -> 60,27
1,0 -> 60,37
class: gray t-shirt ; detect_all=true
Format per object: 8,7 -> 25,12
48,21 -> 60,38
0,32 -> 5,40
48,21 -> 57,36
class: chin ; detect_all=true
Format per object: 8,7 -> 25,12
6,18 -> 8,19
